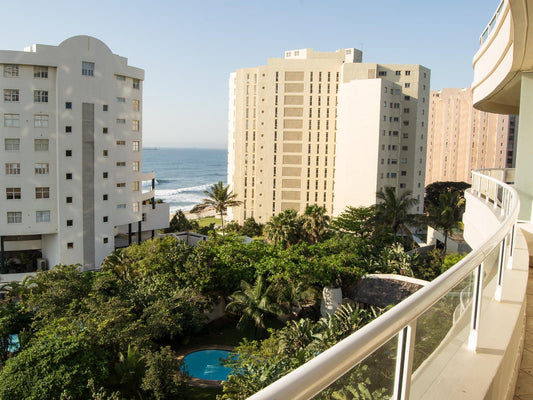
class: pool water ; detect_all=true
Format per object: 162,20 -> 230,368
183,349 -> 233,381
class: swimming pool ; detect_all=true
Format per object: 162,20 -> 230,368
183,349 -> 233,381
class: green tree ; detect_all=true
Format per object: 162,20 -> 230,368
376,187 -> 418,243
240,217 -> 264,237
332,206 -> 377,238
0,330 -> 109,400
141,346 -> 186,400
424,181 -> 470,211
165,210 -> 198,233
301,205 -> 331,244
112,345 -> 145,399
426,191 -> 465,250
226,275 -> 286,337
264,209 -> 301,247
194,181 -> 242,234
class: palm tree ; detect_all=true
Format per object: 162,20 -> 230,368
195,181 -> 242,234
264,209 -> 300,247
375,187 -> 418,243
427,190 -> 465,251
301,205 -> 331,244
226,275 -> 286,338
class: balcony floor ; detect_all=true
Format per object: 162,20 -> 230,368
514,263 -> 533,399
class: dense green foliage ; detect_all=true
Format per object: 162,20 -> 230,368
424,181 -> 470,212
0,199 -> 468,399
194,181 -> 243,233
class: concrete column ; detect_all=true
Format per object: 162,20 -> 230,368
128,223 -> 132,245
515,72 -> 533,221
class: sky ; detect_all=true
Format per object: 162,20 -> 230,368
0,0 -> 499,149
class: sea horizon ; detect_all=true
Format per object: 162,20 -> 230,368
142,147 -> 228,216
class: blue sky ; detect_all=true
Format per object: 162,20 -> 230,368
1,0 -> 499,149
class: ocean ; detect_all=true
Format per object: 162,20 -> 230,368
142,148 -> 227,216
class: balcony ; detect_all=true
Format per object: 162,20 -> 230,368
472,0 -> 533,114
249,169 -> 528,399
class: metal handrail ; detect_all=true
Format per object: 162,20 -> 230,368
479,0 -> 506,45
249,168 -> 519,400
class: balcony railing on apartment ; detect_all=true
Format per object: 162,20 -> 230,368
248,168 -> 519,400
480,0 -> 505,44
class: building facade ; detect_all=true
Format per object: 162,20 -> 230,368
425,87 -> 517,184
228,48 -> 430,223
0,36 -> 169,274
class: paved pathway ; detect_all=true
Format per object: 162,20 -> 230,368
514,264 -> 533,399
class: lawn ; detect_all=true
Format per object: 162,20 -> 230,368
197,216 -> 220,228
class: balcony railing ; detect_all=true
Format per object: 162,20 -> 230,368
479,0 -> 505,44
249,168 -> 519,400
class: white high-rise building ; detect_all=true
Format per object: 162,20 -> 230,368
0,36 -> 169,275
228,48 -> 430,223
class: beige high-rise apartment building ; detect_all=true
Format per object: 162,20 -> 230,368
228,48 -> 430,224
425,88 -> 517,184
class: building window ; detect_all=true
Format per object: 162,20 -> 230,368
132,99 -> 140,111
103,104 -> 108,111
34,139 -> 49,151
65,126 -> 72,133
132,141 -> 140,152
35,187 -> 50,199
395,70 -> 401,76
35,163 -> 49,175
36,210 -> 50,223
103,216 -> 108,222
4,114 -> 20,127
6,187 -> 21,200
103,172 -> 108,179
34,90 -> 48,103
5,138 -> 20,151
378,71 -> 387,77
103,237 -> 109,244
103,150 -> 108,157
404,83 -> 410,88
117,203 -> 126,209
67,242 -> 74,249
66,150 -> 72,157
132,161 -> 140,171
4,89 -> 19,102
405,70 -> 411,76
133,79 -> 140,89
82,61 -> 94,76
132,181 -> 140,191
102,127 -> 108,134
5,163 -> 20,175
132,120 -> 139,131
103,194 -> 108,201
117,97 -> 126,103
116,182 -> 126,188
4,64 -> 19,77
116,75 -> 126,81
34,114 -> 49,128
66,173 -> 72,180
34,66 -> 48,78
116,161 -> 126,167
65,102 -> 72,109
67,219 -> 73,226
7,212 -> 22,224
116,140 -> 125,145
116,118 -> 125,124
132,202 -> 139,213
66,196 -> 72,203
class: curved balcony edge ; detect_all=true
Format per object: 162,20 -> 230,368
248,169 -> 527,400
